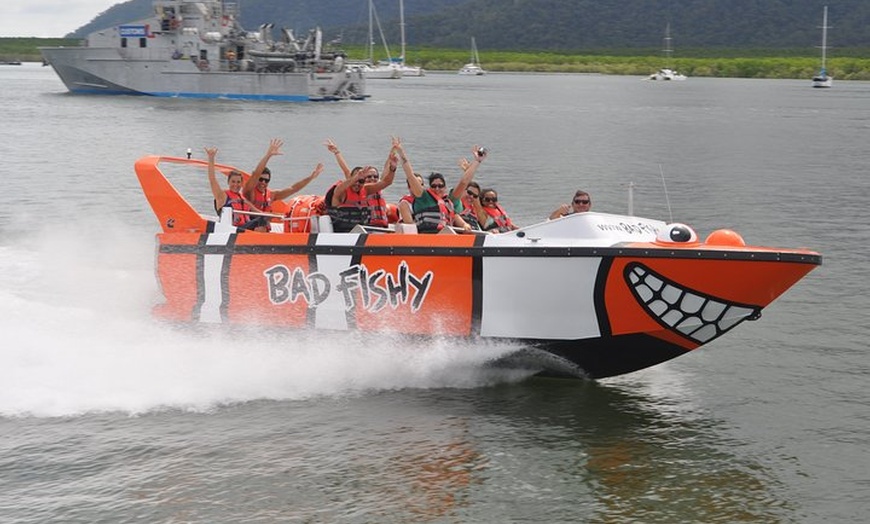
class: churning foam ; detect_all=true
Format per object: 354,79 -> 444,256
0,222 -> 528,418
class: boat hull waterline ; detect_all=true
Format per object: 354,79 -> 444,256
137,156 -> 821,379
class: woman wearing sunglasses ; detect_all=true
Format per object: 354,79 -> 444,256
476,188 -> 519,233
243,138 -> 324,214
396,143 -> 487,233
397,142 -> 488,233
458,181 -> 484,230
549,190 -> 592,220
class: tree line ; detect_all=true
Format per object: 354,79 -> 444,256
67,0 -> 870,54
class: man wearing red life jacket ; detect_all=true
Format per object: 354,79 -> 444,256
324,138 -> 398,231
205,146 -> 265,231
243,138 -> 323,214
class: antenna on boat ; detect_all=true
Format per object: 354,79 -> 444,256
658,164 -> 674,223
627,181 -> 635,216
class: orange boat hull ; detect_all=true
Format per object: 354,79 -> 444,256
138,155 -> 821,378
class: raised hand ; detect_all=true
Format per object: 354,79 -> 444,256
324,138 -> 340,155
266,138 -> 284,157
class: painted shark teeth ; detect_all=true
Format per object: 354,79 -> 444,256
625,263 -> 761,344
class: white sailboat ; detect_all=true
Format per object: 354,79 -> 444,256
648,23 -> 686,81
812,6 -> 833,88
394,0 -> 424,76
358,0 -> 401,79
459,37 -> 486,75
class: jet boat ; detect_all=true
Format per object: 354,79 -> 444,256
136,155 -> 821,379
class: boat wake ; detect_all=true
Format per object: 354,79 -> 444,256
0,224 -> 532,418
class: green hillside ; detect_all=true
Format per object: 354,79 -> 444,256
67,0 -> 870,52
7,0 -> 870,79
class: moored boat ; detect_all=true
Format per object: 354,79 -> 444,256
458,37 -> 486,76
136,155 -> 821,379
39,0 -> 366,101
647,23 -> 686,81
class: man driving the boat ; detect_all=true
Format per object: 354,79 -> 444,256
549,190 -> 592,219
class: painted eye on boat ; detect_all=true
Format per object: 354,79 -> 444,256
656,223 -> 698,244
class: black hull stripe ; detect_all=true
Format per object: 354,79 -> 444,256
160,239 -> 822,265
470,234 -> 486,336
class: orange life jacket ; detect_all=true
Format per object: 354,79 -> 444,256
482,204 -> 516,233
366,190 -> 389,227
250,187 -> 273,213
218,190 -> 252,227
326,181 -> 370,233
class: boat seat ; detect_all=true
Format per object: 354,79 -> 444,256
394,223 -> 418,234
314,215 -> 333,233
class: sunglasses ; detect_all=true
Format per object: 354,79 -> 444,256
430,183 -> 445,189
574,199 -> 590,204
366,175 -> 379,180
466,189 -> 479,198
259,177 -> 270,183
483,196 -> 498,203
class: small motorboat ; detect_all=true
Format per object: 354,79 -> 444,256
136,155 -> 821,379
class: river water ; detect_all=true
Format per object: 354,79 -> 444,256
0,64 -> 867,523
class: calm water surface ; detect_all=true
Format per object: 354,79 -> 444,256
0,64 -> 868,523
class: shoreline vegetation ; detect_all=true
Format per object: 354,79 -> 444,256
4,38 -> 869,80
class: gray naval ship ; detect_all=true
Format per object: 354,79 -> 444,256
40,0 -> 367,102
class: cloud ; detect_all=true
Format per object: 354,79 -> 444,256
1,1 -> 118,38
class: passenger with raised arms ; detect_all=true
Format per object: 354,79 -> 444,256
396,141 -> 487,233
205,146 -> 266,231
458,180 -> 484,230
324,139 -> 399,232
243,138 -> 324,217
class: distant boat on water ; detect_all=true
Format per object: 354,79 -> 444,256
351,0 -> 401,79
458,37 -> 486,76
39,0 -> 367,102
648,23 -> 686,81
812,5 -> 833,88
394,0 -> 424,76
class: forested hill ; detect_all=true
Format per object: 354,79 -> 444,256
71,0 -> 870,52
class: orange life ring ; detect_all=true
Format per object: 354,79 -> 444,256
284,195 -> 326,233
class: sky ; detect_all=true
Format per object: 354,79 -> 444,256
2,1 -> 119,38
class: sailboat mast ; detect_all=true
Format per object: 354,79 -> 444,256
663,22 -> 673,67
368,0 -> 374,63
820,5 -> 828,69
399,0 -> 406,62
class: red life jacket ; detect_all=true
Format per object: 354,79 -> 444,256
326,181 -> 370,232
366,190 -> 389,227
481,204 -> 516,233
218,190 -> 252,227
250,187 -> 273,213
